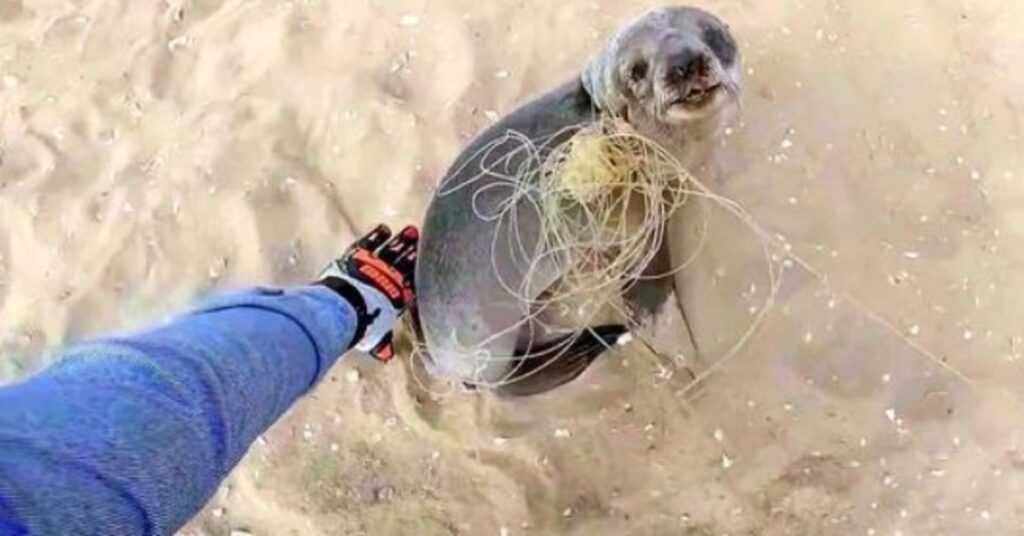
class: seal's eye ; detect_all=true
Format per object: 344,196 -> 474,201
629,60 -> 649,82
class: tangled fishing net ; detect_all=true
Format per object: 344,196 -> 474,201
525,117 -> 695,305
405,115 -> 782,392
487,116 -> 698,312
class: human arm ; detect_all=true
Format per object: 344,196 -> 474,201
0,225 -> 418,536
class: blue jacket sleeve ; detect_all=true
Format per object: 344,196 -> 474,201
0,285 -> 358,536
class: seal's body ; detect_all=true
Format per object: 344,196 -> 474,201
416,6 -> 741,395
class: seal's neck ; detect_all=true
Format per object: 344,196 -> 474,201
635,112 -> 730,177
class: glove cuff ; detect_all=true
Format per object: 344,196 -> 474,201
317,276 -> 371,349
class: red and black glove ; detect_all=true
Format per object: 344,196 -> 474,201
317,224 -> 418,362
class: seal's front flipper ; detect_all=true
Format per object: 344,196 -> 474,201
497,325 -> 629,397
623,230 -> 699,362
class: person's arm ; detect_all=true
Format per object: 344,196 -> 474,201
0,286 -> 356,535
0,225 -> 419,536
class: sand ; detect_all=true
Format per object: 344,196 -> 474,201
2,0 -> 1023,534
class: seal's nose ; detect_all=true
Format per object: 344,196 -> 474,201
665,49 -> 710,84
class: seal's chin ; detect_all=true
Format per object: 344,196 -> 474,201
662,84 -> 729,123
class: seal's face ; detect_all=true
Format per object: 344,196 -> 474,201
585,7 -> 741,128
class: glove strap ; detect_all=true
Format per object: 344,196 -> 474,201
317,276 -> 374,349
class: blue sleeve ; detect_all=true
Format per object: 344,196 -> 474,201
0,285 -> 358,536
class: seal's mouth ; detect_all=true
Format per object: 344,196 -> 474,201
669,83 -> 723,110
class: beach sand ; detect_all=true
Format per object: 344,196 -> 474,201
2,0 -> 1023,534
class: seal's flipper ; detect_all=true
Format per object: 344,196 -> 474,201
622,229 -> 679,317
623,231 -> 700,361
497,325 -> 629,397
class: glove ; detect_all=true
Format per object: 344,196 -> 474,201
317,224 -> 418,362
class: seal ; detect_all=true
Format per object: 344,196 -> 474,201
414,6 -> 741,396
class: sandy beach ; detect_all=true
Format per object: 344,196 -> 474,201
2,0 -> 1024,534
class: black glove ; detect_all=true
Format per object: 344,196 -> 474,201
317,224 -> 418,361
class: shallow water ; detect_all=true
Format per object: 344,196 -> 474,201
1,0 -> 1022,534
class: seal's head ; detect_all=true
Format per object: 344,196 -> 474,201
583,6 -> 740,131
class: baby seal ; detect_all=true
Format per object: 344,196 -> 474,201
415,6 -> 741,395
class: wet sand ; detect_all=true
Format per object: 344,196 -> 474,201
2,0 -> 1023,534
